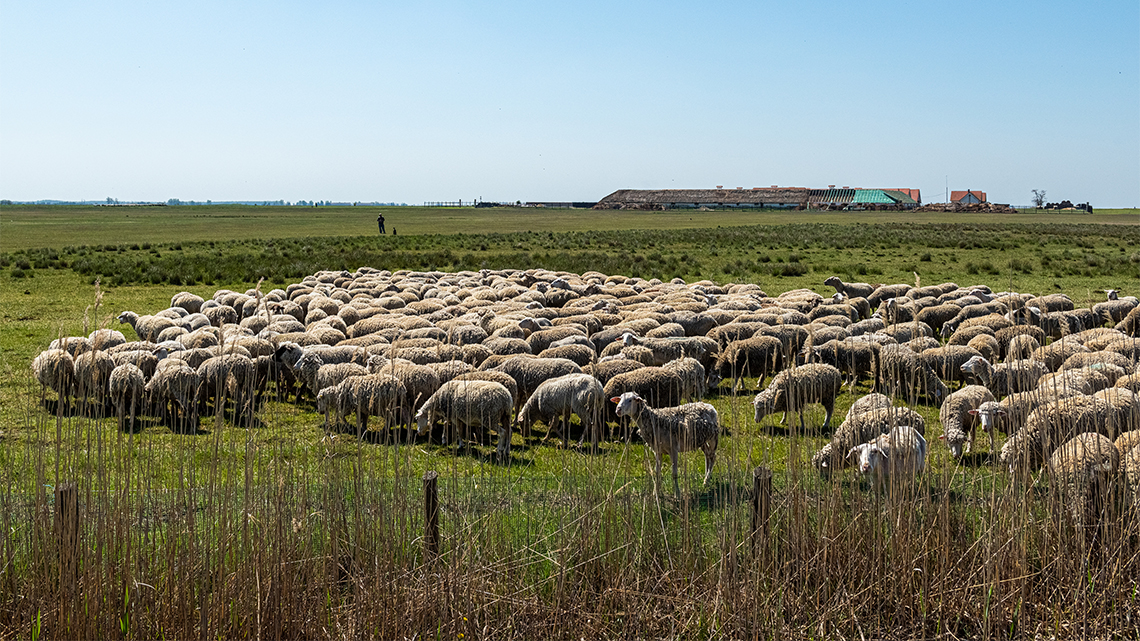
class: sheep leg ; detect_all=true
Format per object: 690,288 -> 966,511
562,410 -> 572,450
822,399 -> 835,430
671,453 -> 681,497
702,444 -> 716,486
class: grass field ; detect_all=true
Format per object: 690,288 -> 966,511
1,205 -> 1139,639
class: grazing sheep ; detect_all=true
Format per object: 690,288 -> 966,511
415,380 -> 515,457
367,356 -> 443,415
196,354 -> 258,423
1114,430 -> 1140,458
1000,396 -> 1111,473
31,348 -> 77,412
108,363 -> 146,431
449,371 -> 519,406
812,404 -> 926,475
517,373 -> 605,448
752,364 -> 843,431
1123,444 -> 1140,518
845,392 -> 893,422
491,356 -> 583,415
1047,432 -> 1120,537
583,359 -> 645,386
938,385 -> 997,458
88,328 -> 127,351
146,363 -> 200,433
612,391 -> 719,495
171,291 -> 206,314
877,344 -> 949,404
920,345 -> 982,390
847,425 -> 928,491
806,339 -> 880,389
293,352 -> 368,398
73,350 -> 115,414
713,336 -> 784,391
1036,368 -> 1109,396
1091,387 -> 1140,438
662,357 -> 708,402
601,367 -> 684,433
317,373 -> 406,438
998,388 -> 1083,435
960,355 -> 1046,398
537,343 -> 596,367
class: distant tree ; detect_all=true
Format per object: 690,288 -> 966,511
1031,189 -> 1047,208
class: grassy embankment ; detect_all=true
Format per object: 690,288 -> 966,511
1,205 -> 1138,639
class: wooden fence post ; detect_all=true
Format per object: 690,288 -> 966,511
751,467 -> 771,553
55,482 -> 79,625
423,471 -> 439,559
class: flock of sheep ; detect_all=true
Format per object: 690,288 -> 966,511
28,268 -> 1140,510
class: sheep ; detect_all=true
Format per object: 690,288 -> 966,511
415,379 -> 515,458
846,425 -> 928,491
491,356 -> 583,417
919,345 -> 982,389
994,325 -> 1047,360
938,385 -> 997,458
117,311 -> 176,342
1123,444 -> 1140,519
145,363 -> 200,433
171,291 -> 206,314
583,359 -> 645,386
317,373 -> 406,438
960,355 -> 1046,398
945,324 -> 995,347
88,328 -> 127,351
844,392 -> 893,422
449,371 -> 519,408
713,336 -> 783,391
1091,387 -> 1140,438
611,391 -> 719,496
1059,350 -> 1136,375
601,367 -> 684,436
537,343 -> 596,367
752,364 -> 843,431
999,395 -> 1111,473
1094,290 -> 1139,325
517,373 -> 605,449
1036,368 -> 1109,396
805,339 -> 880,389
1047,432 -> 1120,538
877,344 -> 949,404
366,356 -> 443,416
1115,305 -> 1140,337
108,363 -> 146,432
662,357 -> 708,402
812,404 -> 926,475
31,348 -> 77,413
73,350 -> 115,415
293,352 -> 369,401
196,354 -> 258,423
824,276 -> 876,300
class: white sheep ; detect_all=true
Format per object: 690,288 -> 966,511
612,391 -> 720,496
415,379 -> 515,458
117,311 -> 177,342
1047,432 -> 1120,535
108,363 -> 146,432
145,362 -> 200,433
752,364 -> 843,431
847,425 -> 928,491
812,404 -> 927,476
938,385 -> 997,458
517,373 -> 605,449
960,355 -> 1045,398
317,373 -> 406,438
31,348 -> 77,413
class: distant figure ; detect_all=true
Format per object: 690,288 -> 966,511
377,214 -> 386,234
392,228 -> 397,236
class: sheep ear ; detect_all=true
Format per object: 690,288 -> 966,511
937,434 -> 945,440
967,409 -> 979,416
846,446 -> 859,461
610,396 -> 622,404
997,409 -> 1007,416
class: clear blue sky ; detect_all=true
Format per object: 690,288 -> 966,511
2,0 -> 1137,206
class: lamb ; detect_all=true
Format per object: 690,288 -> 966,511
938,385 -> 997,458
145,362 -> 201,433
108,363 -> 146,432
31,348 -> 77,413
1047,432 -> 1120,536
752,363 -> 843,431
960,355 -> 1046,398
415,379 -> 515,458
824,276 -> 876,300
847,425 -> 928,491
611,391 -> 719,496
811,404 -> 926,475
877,344 -> 949,404
999,395 -> 1111,473
517,373 -> 605,449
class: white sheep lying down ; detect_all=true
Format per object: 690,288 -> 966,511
612,391 -> 720,496
847,425 -> 928,491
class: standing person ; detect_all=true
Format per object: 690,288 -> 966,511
377,213 -> 386,234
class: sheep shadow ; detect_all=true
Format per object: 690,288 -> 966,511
957,451 -> 996,467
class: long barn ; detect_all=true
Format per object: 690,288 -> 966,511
595,186 -> 920,210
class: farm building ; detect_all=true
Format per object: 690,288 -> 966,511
951,190 -> 987,205
595,186 -> 921,210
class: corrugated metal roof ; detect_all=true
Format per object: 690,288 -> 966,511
881,190 -> 917,204
852,189 -> 896,204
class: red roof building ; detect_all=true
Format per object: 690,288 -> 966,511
950,190 -> 987,204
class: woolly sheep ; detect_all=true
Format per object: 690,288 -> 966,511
415,379 -> 515,457
806,339 -> 879,389
196,354 -> 258,423
108,363 -> 146,432
601,367 -> 684,433
146,362 -> 200,433
1091,387 -> 1140,438
117,311 -> 177,343
612,391 -> 719,495
491,356 -> 583,415
31,348 -> 77,412
517,373 -> 605,449
1000,396 -> 1111,473
938,385 -> 997,458
960,355 -> 1045,398
847,425 -> 928,491
713,336 -> 784,391
920,345 -> 982,389
317,373 -> 406,438
662,357 -> 707,402
844,392 -> 893,422
74,350 -> 115,413
367,356 -> 442,415
812,404 -> 926,475
877,344 -> 948,404
293,352 -> 368,398
752,363 -> 843,431
1047,432 -> 1119,535
824,276 -> 876,300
